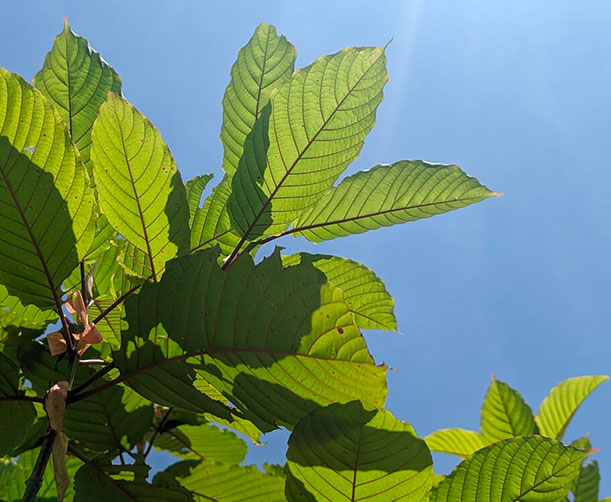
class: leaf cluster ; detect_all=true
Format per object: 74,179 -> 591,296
0,20 -> 606,502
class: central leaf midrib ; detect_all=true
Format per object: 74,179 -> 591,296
115,111 -> 157,282
238,49 -> 384,245
291,195 -> 490,235
351,425 -> 364,502
64,30 -> 74,136
253,26 -> 272,120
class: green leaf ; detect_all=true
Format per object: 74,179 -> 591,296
65,383 -> 153,454
572,460 -> 600,502
153,423 -> 247,464
0,352 -> 36,456
292,160 -> 498,242
228,46 -> 388,241
184,174 -> 213,228
424,428 -> 488,459
535,375 -> 609,440
0,68 -> 95,309
430,436 -> 589,502
115,248 -> 387,430
34,19 -> 122,170
190,176 -> 242,256
91,93 -> 190,282
0,447 -> 82,501
158,459 -> 286,502
73,459 -> 191,502
282,253 -> 396,331
221,23 -> 296,177
0,284 -> 57,332
480,376 -> 537,441
285,401 -> 432,502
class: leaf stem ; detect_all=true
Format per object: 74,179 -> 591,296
91,283 -> 141,324
144,407 -> 173,458
68,362 -> 116,401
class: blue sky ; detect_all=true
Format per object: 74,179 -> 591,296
2,0 -> 610,494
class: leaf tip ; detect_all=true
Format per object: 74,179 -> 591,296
492,192 -> 504,198
589,447 -> 601,455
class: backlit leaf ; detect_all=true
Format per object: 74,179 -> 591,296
424,428 -> 488,459
153,423 -> 247,464
115,247 -> 387,430
228,46 -> 388,241
282,253 -> 396,331
159,460 -> 285,502
34,19 -> 122,170
91,93 -> 190,282
0,68 -> 95,308
293,160 -> 497,242
535,375 -> 609,440
480,377 -> 537,441
430,436 -> 588,502
286,401 -> 432,502
221,22 -> 296,177
184,174 -> 213,227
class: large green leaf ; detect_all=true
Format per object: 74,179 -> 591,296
34,19 -> 122,170
430,436 -> 589,502
65,383 -> 153,455
158,460 -> 285,502
115,248 -> 387,431
292,160 -> 498,242
74,459 -> 191,502
91,93 -> 190,282
34,20 -> 122,260
228,46 -> 388,241
0,352 -> 36,456
285,401 -> 432,502
282,253 -> 396,331
0,68 -> 95,308
480,376 -> 537,441
424,428 -> 488,459
221,23 -> 296,177
535,375 -> 609,440
153,423 -> 247,465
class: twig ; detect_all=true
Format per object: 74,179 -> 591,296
144,407 -> 173,458
91,283 -> 142,325
78,359 -> 111,366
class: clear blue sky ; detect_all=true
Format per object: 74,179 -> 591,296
3,0 -> 610,494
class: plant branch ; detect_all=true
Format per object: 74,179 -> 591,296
68,362 -> 116,400
22,428 -> 57,502
144,407 -> 173,458
0,395 -> 43,403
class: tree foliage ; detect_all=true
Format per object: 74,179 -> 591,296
0,21 -> 606,502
